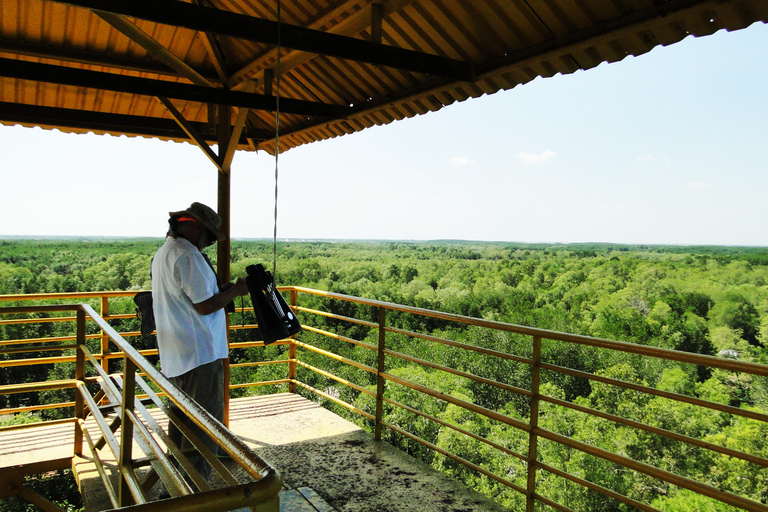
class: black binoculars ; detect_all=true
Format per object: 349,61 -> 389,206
245,264 -> 302,345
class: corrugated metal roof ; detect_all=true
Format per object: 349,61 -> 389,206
1,0 -> 766,157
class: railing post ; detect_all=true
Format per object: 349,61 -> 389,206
100,295 -> 110,373
224,312 -> 231,426
374,307 -> 386,441
74,308 -> 86,457
526,336 -> 542,512
119,357 -> 137,507
288,289 -> 298,393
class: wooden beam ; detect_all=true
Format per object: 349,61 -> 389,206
263,69 -> 274,98
0,37 -> 208,79
0,57 -> 347,118
221,83 -> 256,169
371,3 -> 384,44
230,0 -> 418,89
53,0 -> 475,81
222,106 -> 251,170
0,458 -> 72,485
191,0 -> 233,88
218,104 -> 232,173
14,485 -> 68,512
93,11 -> 214,88
0,101 -> 272,142
157,97 -> 222,171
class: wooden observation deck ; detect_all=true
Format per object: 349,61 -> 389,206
1,393 -> 506,512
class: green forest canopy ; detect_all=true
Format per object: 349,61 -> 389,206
1,239 -> 767,511
5,237 -> 766,357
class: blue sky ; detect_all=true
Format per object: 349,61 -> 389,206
2,22 -> 767,245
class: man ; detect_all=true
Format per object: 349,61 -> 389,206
151,201 -> 248,488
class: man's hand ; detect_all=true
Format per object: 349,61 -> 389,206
220,278 -> 249,296
232,278 -> 249,297
193,277 -> 250,315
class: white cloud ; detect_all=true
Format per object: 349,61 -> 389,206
636,154 -> 671,166
517,150 -> 557,165
686,181 -> 712,189
449,156 -> 474,166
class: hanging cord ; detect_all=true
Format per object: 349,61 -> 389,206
272,0 -> 281,280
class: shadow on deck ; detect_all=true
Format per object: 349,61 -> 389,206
227,393 -> 508,512
0,393 -> 508,512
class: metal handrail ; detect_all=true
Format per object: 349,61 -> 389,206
278,286 -> 768,512
0,302 -> 282,511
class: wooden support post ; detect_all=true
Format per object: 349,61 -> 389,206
371,3 -> 383,44
217,103 -> 233,426
207,103 -> 216,135
264,68 -> 274,100
217,104 -> 232,283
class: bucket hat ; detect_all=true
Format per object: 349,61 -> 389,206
169,202 -> 226,242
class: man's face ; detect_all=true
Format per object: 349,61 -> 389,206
198,227 -> 215,249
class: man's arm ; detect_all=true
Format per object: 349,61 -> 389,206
193,278 -> 249,315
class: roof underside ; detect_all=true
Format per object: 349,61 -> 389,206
1,0 -> 766,160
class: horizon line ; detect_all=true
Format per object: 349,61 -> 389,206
1,235 -> 767,249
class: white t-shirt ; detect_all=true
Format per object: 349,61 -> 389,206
151,236 -> 227,378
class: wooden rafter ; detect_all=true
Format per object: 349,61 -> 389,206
2,0 -> 765,155
231,0 -> 419,89
192,0 -> 234,88
52,0 -> 476,81
158,97 -> 222,171
93,11 -> 213,88
0,57 -> 347,118
0,101 -> 271,142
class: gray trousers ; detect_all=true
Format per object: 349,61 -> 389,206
167,358 -> 225,485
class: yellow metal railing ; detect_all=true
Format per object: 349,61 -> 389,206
2,289 -> 768,512
275,287 -> 768,512
0,299 -> 281,511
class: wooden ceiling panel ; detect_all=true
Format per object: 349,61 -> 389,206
25,2 -> 44,41
290,64 -> 350,107
0,0 -> 764,155
517,0 -> 563,39
455,1 -> 517,58
473,0 -> 532,52
407,1 -> 476,61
